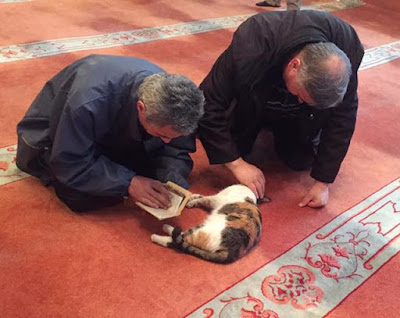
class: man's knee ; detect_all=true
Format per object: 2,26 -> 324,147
275,143 -> 315,171
16,136 -> 43,177
281,155 -> 313,171
55,194 -> 122,213
59,198 -> 93,213
53,181 -> 122,213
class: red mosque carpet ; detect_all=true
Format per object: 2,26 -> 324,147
1,0 -> 399,317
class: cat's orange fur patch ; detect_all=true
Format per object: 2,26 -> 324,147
225,202 -> 261,246
185,231 -> 213,251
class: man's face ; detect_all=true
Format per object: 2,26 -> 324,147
137,100 -> 181,143
285,75 -> 315,105
144,123 -> 181,144
283,56 -> 316,106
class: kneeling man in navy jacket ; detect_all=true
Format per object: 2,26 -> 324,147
16,55 -> 205,212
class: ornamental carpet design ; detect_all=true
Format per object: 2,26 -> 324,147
0,0 -> 364,64
186,178 -> 400,317
0,0 -> 32,3
0,146 -> 29,186
1,0 -> 399,317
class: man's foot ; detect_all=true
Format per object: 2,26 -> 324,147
255,1 -> 280,7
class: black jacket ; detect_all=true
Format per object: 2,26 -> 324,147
199,10 -> 364,183
16,55 -> 195,196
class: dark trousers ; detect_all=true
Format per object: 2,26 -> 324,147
267,118 -> 320,171
52,180 -> 123,213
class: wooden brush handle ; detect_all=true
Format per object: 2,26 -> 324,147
165,181 -> 192,198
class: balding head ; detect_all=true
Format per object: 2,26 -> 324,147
297,42 -> 352,109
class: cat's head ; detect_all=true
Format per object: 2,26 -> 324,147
221,184 -> 257,204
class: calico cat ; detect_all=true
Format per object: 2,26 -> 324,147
151,184 -> 262,264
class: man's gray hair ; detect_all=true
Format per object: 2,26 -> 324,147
138,73 -> 205,135
297,42 -> 352,109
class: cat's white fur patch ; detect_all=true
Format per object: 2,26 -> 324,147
151,234 -> 172,247
212,184 -> 256,209
200,213 -> 227,251
162,224 -> 174,235
195,184 -> 256,252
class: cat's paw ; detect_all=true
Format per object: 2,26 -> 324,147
162,224 -> 174,235
151,234 -> 172,247
186,194 -> 203,208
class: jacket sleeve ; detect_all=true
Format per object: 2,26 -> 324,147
310,65 -> 361,183
49,101 -> 136,196
198,45 -> 241,164
309,16 -> 365,183
145,135 -> 196,189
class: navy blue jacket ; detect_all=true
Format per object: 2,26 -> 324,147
17,55 -> 195,196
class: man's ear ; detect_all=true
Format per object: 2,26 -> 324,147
284,56 -> 300,80
288,57 -> 301,72
137,100 -> 146,113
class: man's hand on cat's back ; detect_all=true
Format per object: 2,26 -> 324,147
225,157 -> 265,199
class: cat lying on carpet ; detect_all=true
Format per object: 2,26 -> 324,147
151,184 -> 262,264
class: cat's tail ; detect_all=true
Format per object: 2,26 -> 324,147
169,226 -> 234,264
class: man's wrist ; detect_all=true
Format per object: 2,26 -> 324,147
225,157 -> 243,170
314,180 -> 329,188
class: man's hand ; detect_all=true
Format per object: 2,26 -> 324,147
225,157 -> 265,199
128,176 -> 171,209
299,180 -> 329,208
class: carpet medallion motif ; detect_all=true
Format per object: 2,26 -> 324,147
187,178 -> 400,317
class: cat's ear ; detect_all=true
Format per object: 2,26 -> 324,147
256,196 -> 272,205
245,197 -> 256,204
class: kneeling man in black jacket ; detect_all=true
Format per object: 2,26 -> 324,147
16,55 -> 205,212
198,10 -> 364,208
